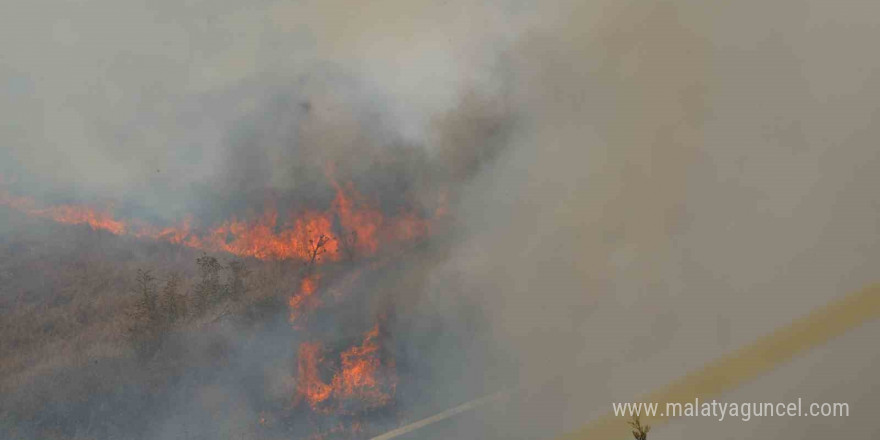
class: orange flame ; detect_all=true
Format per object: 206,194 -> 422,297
0,191 -> 126,235
40,204 -> 127,235
331,324 -> 395,407
296,341 -> 334,409
5,171 -> 440,436
332,182 -> 383,254
204,208 -> 340,261
295,324 -> 396,414
1,174 -> 433,263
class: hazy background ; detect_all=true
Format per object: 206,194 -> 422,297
2,0 -> 879,439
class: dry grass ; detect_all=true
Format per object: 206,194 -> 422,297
0,212 -> 305,439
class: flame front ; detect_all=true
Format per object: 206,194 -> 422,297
1,177 -> 434,263
1,191 -> 126,235
205,208 -> 341,261
296,341 -> 335,409
2,174 -> 423,437
331,324 -> 395,408
295,324 -> 396,415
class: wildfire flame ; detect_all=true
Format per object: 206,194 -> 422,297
0,191 -> 126,235
332,324 -> 394,408
297,341 -> 335,409
1,171 -> 431,436
1,177 -> 434,263
295,324 -> 396,415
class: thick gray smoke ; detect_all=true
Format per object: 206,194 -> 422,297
424,1 -> 880,438
2,0 -> 880,439
0,0 -> 522,220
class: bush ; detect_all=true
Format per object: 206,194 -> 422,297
126,255 -> 251,356
192,254 -> 250,312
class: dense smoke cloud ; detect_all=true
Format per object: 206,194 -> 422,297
428,1 -> 880,438
0,0 -> 522,218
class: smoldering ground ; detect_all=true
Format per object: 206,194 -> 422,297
3,0 -> 880,439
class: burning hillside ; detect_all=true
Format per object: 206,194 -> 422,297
0,170 -> 437,264
0,164 -> 449,438
0,191 -> 127,236
295,324 -> 397,415
0,58 -> 512,437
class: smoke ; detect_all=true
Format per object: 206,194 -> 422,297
2,2 -> 524,439
421,0 -> 880,438
3,0 -> 880,439
0,0 -> 523,218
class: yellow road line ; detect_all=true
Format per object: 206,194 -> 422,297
555,284 -> 880,440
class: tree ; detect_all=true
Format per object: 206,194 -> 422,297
306,234 -> 332,268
